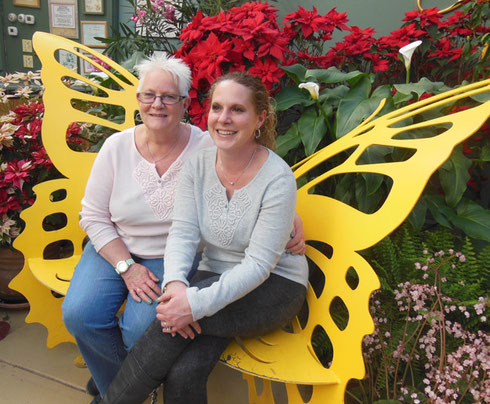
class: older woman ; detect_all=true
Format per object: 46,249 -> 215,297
61,54 -> 213,396
94,71 -> 309,404
63,57 -> 305,397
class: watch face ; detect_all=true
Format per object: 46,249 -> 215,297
116,261 -> 129,274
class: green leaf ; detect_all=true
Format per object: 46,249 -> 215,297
393,91 -> 414,105
318,85 -> 350,105
438,146 -> 472,207
425,194 -> 454,228
470,91 -> 490,103
481,144 -> 490,161
451,199 -> 490,242
276,123 -> 302,157
394,77 -> 448,97
305,66 -> 365,84
298,108 -> 328,156
408,196 -> 428,231
371,84 -> 392,99
281,64 -> 307,84
337,96 -> 384,139
275,86 -> 313,111
374,400 -> 403,404
335,76 -> 371,138
362,172 -> 385,196
334,174 -> 355,206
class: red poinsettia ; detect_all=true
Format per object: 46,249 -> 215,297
1,100 -> 87,245
403,7 -> 443,28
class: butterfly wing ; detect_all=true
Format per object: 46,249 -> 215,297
224,79 -> 490,403
10,32 -> 139,347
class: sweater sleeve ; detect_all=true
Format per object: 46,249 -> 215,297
187,171 -> 297,321
162,159 -> 201,288
79,138 -> 119,252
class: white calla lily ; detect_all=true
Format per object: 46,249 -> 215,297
299,82 -> 320,100
399,40 -> 422,70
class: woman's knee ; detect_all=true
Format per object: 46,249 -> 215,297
62,293 -> 105,335
165,360 -> 208,398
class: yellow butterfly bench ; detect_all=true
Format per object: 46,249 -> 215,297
10,32 -> 490,403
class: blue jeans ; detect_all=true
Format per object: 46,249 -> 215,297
62,242 -> 199,395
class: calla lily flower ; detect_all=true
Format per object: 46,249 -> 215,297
399,40 -> 422,70
299,82 -> 320,100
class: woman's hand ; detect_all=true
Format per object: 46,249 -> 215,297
286,213 -> 307,255
157,281 -> 201,339
122,263 -> 161,304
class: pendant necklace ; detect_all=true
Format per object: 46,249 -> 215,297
146,132 -> 180,164
218,146 -> 258,186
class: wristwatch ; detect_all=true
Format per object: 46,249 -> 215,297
115,258 -> 135,275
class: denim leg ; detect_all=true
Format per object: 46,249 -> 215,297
119,257 -> 163,351
120,253 -> 200,351
62,242 -> 129,394
63,246 -> 201,395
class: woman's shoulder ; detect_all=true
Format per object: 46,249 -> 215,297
188,125 -> 214,147
264,149 -> 294,177
98,127 -> 135,153
181,125 -> 213,159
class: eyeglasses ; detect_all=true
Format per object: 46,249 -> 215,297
137,93 -> 186,105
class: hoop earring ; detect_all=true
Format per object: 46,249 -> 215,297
135,111 -> 142,123
255,128 -> 261,139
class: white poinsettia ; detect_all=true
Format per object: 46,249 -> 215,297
399,40 -> 422,70
299,82 -> 320,100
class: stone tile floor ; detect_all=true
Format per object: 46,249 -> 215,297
0,308 -> 252,404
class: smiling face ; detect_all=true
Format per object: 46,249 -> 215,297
137,68 -> 189,134
208,79 -> 266,154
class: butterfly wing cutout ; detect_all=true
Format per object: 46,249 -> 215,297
223,79 -> 490,403
11,31 -> 139,347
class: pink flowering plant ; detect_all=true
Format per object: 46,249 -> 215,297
354,226 -> 490,403
0,72 -> 89,247
102,0 -> 244,61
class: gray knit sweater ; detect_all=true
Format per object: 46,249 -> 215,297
163,146 -> 309,321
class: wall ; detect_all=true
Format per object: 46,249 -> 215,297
274,0 -> 458,37
0,0 -> 120,74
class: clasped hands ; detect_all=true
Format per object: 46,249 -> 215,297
156,281 -> 201,339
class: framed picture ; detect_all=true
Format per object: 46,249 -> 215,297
81,54 -> 94,75
81,20 -> 107,48
58,49 -> 78,72
14,0 -> 41,8
50,3 -> 76,29
83,0 -> 104,15
48,0 -> 78,38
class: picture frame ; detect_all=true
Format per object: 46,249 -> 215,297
48,0 -> 79,38
58,49 -> 78,72
80,20 -> 107,48
80,53 -> 95,75
14,0 -> 41,8
83,0 -> 104,15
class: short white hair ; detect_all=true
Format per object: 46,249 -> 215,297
135,53 -> 192,96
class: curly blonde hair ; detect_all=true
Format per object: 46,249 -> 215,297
209,71 -> 277,150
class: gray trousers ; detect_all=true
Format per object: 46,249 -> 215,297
100,271 -> 306,404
